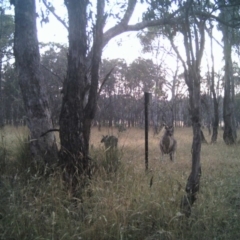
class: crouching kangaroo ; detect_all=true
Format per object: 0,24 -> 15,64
159,125 -> 177,161
101,135 -> 118,150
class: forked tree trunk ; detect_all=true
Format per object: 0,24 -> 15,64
170,4 -> 205,217
58,0 -> 89,189
13,0 -> 58,168
181,69 -> 202,217
59,0 -> 104,191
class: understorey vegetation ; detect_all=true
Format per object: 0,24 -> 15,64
0,126 -> 240,240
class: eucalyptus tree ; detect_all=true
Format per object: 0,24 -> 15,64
218,0 -> 240,145
140,0 -> 240,216
206,23 -> 219,143
217,0 -> 240,144
141,0 -> 211,216
12,0 -> 58,168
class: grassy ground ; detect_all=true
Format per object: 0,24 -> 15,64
0,126 -> 240,239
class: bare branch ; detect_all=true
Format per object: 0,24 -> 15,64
205,26 -> 223,48
85,0 -> 106,118
98,66 -> 115,96
42,0 -> 68,30
40,128 -> 59,137
169,37 -> 187,72
40,63 -> 64,83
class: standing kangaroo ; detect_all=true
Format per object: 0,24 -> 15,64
159,125 -> 177,161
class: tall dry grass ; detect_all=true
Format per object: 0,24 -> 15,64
0,125 -> 240,239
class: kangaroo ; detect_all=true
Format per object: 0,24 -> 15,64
159,125 -> 177,161
101,135 -> 118,150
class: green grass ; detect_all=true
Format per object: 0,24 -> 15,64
0,126 -> 240,239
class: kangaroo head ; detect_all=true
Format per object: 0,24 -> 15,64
101,135 -> 108,143
165,125 -> 174,136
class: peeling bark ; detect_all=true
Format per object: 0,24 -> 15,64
58,0 -> 105,191
13,0 -> 58,168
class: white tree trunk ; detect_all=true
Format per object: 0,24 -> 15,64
13,0 -> 58,167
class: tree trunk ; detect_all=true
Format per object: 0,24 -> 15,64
211,98 -> 219,143
223,40 -> 236,144
0,55 -> 3,127
206,23 -> 219,143
59,0 -> 104,191
13,0 -> 58,168
210,74 -> 219,143
181,69 -> 202,217
59,0 -> 89,189
221,6 -> 237,145
0,9 -> 4,127
172,4 -> 205,217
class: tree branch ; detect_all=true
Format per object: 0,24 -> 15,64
120,0 -> 138,25
205,26 -> 223,48
40,63 -> 64,83
194,10 -> 240,28
103,6 -> 182,48
98,66 -> 115,96
102,4 -> 240,50
40,128 -> 59,137
42,0 -> 68,30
